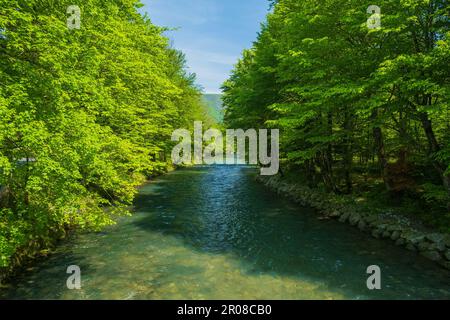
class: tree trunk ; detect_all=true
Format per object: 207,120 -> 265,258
419,111 -> 450,210
322,112 -> 339,193
343,111 -> 353,193
371,110 -> 390,190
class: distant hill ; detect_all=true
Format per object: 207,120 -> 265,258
202,94 -> 224,123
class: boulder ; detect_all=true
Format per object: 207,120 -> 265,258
438,260 -> 450,270
417,241 -> 431,252
349,213 -> 361,226
329,210 -> 341,218
383,230 -> 392,238
426,233 -> 445,243
444,235 -> 450,248
365,215 -> 378,224
386,224 -> 400,232
371,229 -> 381,239
428,241 -> 446,252
358,220 -> 367,231
339,212 -> 350,223
444,250 -> 450,261
420,250 -> 442,262
403,231 -> 425,245
391,230 -> 400,241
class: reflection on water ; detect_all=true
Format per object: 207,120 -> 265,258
1,166 -> 449,299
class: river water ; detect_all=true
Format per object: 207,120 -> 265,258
1,166 -> 449,299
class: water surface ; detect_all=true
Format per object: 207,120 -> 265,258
1,166 -> 449,299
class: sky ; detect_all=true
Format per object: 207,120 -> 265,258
140,0 -> 271,94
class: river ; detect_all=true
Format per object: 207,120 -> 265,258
1,166 -> 449,299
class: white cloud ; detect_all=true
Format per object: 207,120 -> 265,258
140,0 -> 268,93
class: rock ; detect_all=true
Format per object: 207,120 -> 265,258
386,224 -> 400,232
428,241 -> 446,252
426,233 -> 445,243
368,221 -> 378,228
339,212 -> 350,223
420,250 -> 442,262
365,215 -> 378,224
444,235 -> 450,248
391,230 -> 400,241
358,212 -> 368,218
349,213 -> 360,226
328,210 -> 341,218
417,241 -> 431,252
358,220 -> 367,231
258,176 -> 450,269
403,231 -> 425,245
444,250 -> 450,261
382,230 -> 391,238
438,260 -> 450,270
372,229 -> 381,239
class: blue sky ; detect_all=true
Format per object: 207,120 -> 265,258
140,0 -> 270,94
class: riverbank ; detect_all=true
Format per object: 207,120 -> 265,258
256,175 -> 450,271
0,165 -> 176,286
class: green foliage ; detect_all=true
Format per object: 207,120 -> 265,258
421,183 -> 449,205
223,0 -> 450,226
202,94 -> 224,123
0,0 -> 209,269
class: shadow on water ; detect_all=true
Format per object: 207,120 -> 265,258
1,165 -> 449,299
131,166 -> 450,299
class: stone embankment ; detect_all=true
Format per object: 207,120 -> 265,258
257,175 -> 450,270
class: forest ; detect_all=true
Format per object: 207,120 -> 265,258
0,0 -> 450,301
222,0 -> 450,232
0,0 -> 211,274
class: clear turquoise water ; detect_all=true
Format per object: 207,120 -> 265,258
1,166 -> 449,299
